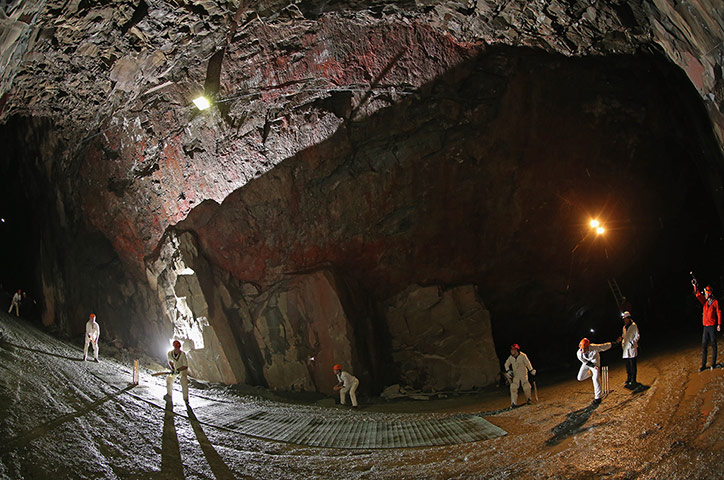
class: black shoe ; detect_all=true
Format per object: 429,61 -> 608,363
699,366 -> 707,372
624,383 -> 635,390
592,398 -> 602,404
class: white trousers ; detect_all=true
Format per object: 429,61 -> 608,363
577,364 -> 602,399
8,302 -> 19,316
510,376 -> 531,405
340,378 -> 359,406
167,371 -> 189,401
83,336 -> 98,360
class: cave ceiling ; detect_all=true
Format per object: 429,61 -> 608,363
1,0 -> 722,267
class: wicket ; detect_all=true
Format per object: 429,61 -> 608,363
601,365 -> 609,397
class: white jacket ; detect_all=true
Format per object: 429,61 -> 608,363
577,342 -> 613,368
85,320 -> 100,342
168,349 -> 188,373
336,370 -> 358,388
621,322 -> 640,359
504,352 -> 534,379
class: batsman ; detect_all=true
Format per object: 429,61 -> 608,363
165,340 -> 189,403
503,344 -> 536,407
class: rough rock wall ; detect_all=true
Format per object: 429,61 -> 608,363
0,117 -> 166,353
1,0 -> 724,391
385,285 -> 499,391
1,1 -> 723,272
151,47 -> 714,390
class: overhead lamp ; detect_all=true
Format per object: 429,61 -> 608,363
589,219 -> 600,229
596,226 -> 605,235
192,96 -> 211,110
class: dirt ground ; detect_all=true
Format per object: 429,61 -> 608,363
1,313 -> 723,479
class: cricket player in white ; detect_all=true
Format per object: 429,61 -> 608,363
8,290 -> 21,316
333,364 -> 359,408
166,340 -> 189,403
504,343 -> 535,407
577,337 -> 614,403
83,313 -> 100,362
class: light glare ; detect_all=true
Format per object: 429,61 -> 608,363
596,226 -> 605,235
193,96 -> 210,110
590,219 -> 600,228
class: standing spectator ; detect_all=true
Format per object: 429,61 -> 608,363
7,289 -> 21,316
576,338 -> 615,404
333,364 -> 359,408
504,343 -> 535,407
166,340 -> 189,403
619,311 -> 640,388
693,282 -> 721,371
83,313 -> 100,362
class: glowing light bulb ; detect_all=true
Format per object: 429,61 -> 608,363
596,226 -> 605,235
590,219 -> 600,229
192,96 -> 211,110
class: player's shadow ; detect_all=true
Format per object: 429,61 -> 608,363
186,404 -> 237,479
158,397 -> 184,478
0,338 -> 85,362
545,402 -> 600,446
0,384 -> 135,454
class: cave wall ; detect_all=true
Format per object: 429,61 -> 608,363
1,1 -> 724,392
0,117 -> 168,354
149,47 -> 717,390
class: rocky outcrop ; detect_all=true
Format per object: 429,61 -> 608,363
248,269 -> 365,393
146,229 -> 248,384
385,285 -> 499,391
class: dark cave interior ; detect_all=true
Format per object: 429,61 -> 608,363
1,45 -> 724,387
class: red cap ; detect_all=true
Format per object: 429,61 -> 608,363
333,364 -> 342,371
511,344 -> 520,351
579,338 -> 590,349
89,313 -> 96,320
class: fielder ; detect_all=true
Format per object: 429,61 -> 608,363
8,289 -> 21,316
577,338 -> 615,404
333,364 -> 359,408
83,313 -> 100,362
504,343 -> 536,407
166,340 -> 189,403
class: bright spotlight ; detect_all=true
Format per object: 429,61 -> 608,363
596,226 -> 605,235
590,329 -> 595,333
590,219 -> 600,229
192,96 -> 211,110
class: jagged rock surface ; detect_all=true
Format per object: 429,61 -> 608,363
1,0 -> 723,393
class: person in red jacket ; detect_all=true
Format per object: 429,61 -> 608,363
693,281 -> 722,371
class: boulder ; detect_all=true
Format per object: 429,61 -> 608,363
249,269 -> 360,393
384,284 -> 499,391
